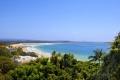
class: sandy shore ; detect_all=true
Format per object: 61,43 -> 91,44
11,43 -> 51,58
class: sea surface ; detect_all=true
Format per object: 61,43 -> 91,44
34,42 -> 111,60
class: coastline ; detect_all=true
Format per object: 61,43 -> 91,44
11,43 -> 51,58
10,42 -> 110,62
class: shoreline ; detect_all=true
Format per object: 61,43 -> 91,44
11,42 -> 106,62
11,43 -> 51,58
10,43 -> 89,61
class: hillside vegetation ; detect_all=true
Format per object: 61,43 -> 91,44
0,33 -> 120,80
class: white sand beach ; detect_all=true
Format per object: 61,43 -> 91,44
11,43 -> 51,64
11,43 -> 51,57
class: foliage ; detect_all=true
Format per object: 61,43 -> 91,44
89,49 -> 104,63
11,48 -> 24,56
94,32 -> 120,80
0,73 -> 11,80
0,47 -> 12,57
8,51 -> 99,80
2,32 -> 120,80
21,52 -> 38,57
0,44 -> 18,80
0,56 -> 16,74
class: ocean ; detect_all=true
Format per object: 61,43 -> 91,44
34,42 -> 111,60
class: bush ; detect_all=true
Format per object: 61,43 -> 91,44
0,56 -> 16,74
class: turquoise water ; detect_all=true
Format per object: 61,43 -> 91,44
35,42 -> 111,60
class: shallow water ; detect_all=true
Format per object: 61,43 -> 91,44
34,42 -> 111,60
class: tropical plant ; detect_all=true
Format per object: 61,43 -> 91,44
8,53 -> 99,80
88,49 -> 104,65
95,32 -> 120,80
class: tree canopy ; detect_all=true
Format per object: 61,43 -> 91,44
1,32 -> 120,80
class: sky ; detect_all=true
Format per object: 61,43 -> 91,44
0,0 -> 120,42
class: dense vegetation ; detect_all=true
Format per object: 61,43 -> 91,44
0,44 -> 16,80
94,33 -> 120,80
8,52 -> 99,80
0,33 -> 120,80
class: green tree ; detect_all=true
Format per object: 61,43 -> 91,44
95,32 -> 120,80
0,47 -> 12,57
8,52 -> 98,80
0,56 -> 16,74
50,51 -> 61,67
36,57 -> 49,65
89,49 -> 104,66
60,53 -> 75,68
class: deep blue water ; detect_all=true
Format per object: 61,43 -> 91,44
35,42 -> 111,60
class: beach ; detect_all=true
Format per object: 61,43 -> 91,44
11,43 -> 51,57
11,42 -> 110,62
11,43 -> 51,64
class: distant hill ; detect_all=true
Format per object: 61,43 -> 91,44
0,39 -> 112,45
0,39 -> 73,44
